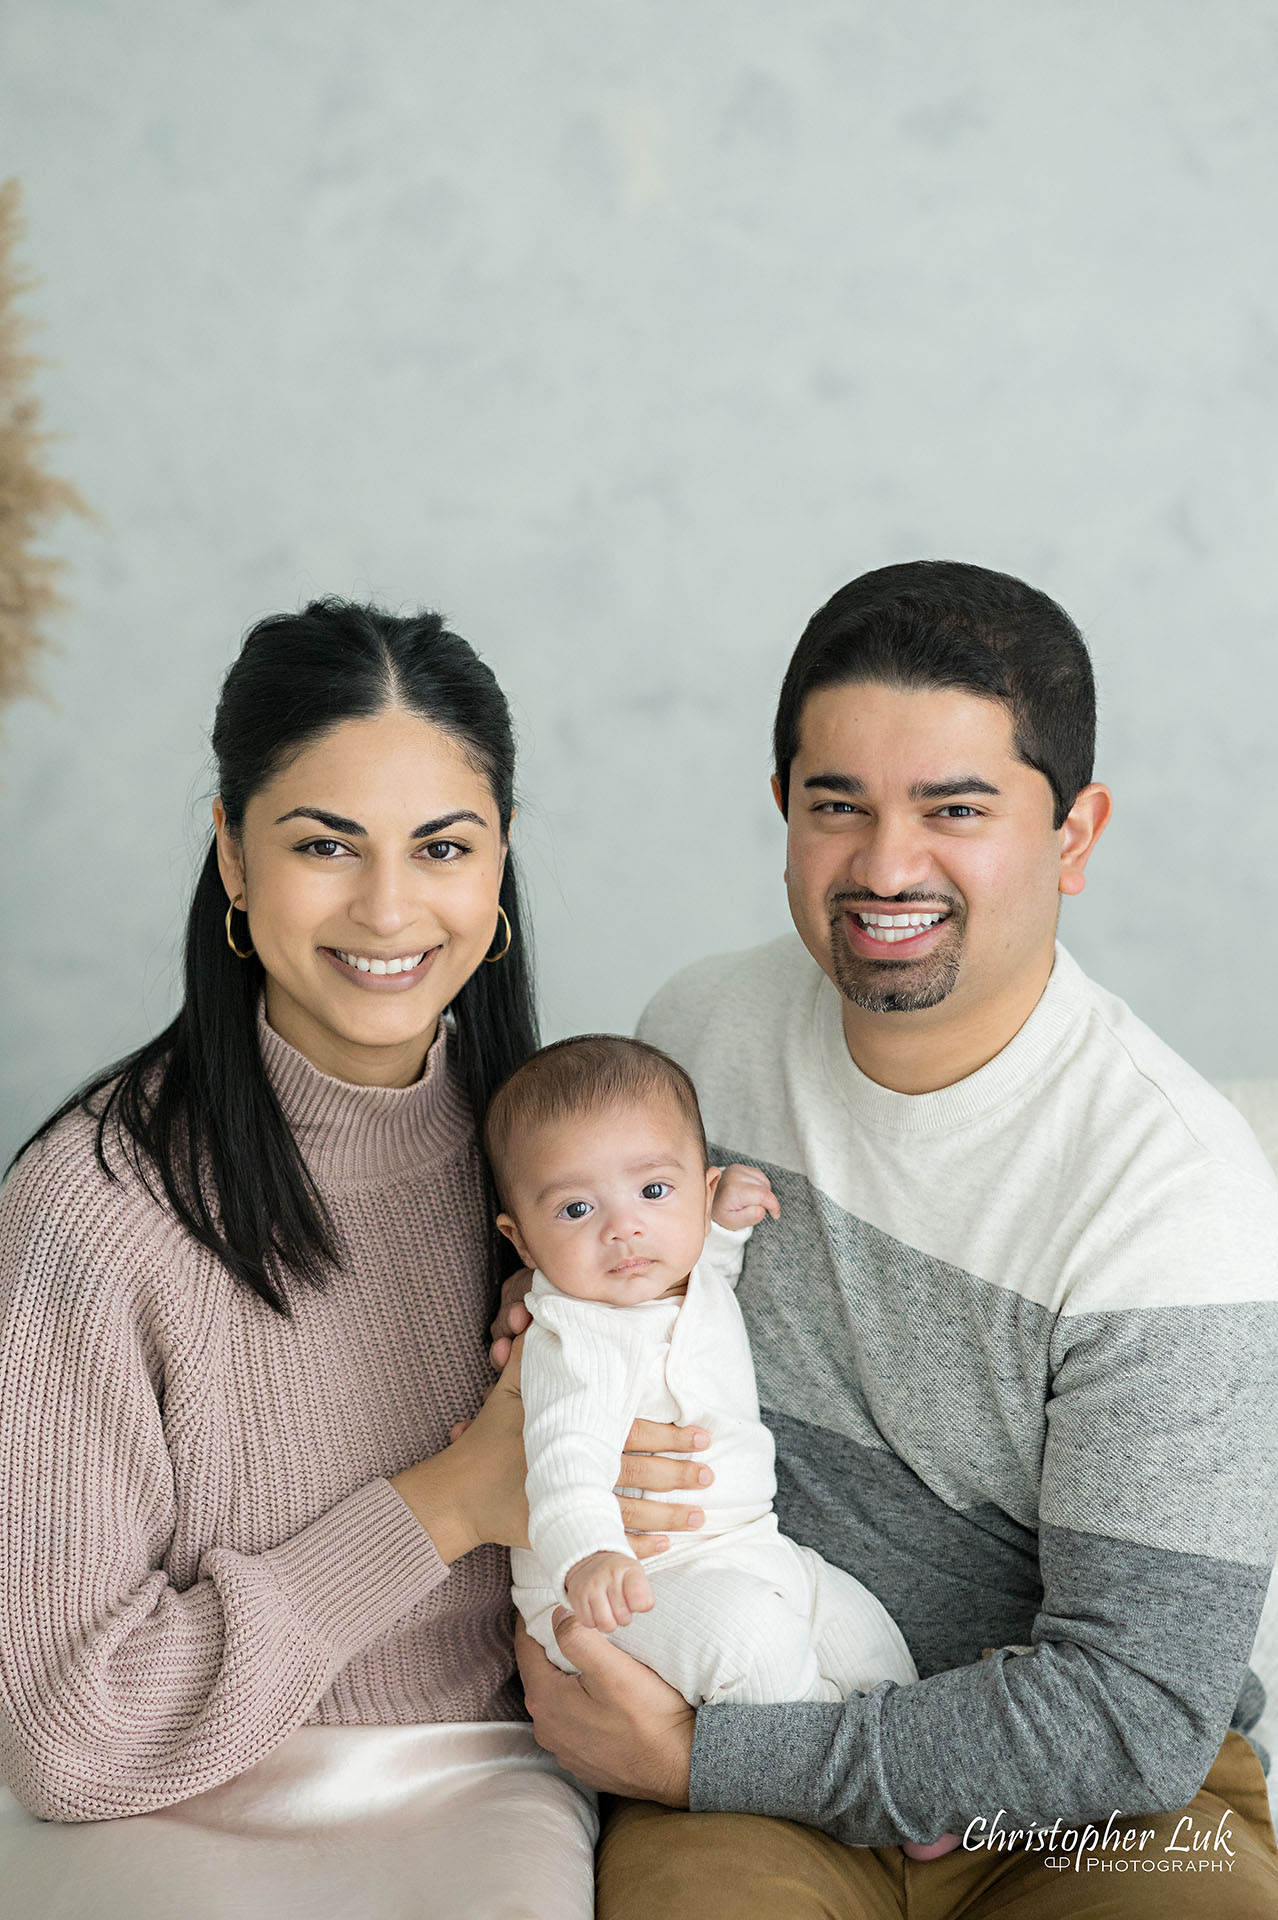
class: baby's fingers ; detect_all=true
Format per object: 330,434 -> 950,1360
588,1586 -> 619,1633
724,1199 -> 769,1227
606,1565 -> 649,1629
743,1195 -> 780,1225
736,1169 -> 780,1218
622,1564 -> 655,1615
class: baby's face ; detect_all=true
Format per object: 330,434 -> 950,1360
497,1097 -> 716,1305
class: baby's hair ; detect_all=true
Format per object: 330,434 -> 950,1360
484,1034 -> 709,1204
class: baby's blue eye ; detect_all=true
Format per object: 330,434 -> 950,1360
641,1182 -> 673,1201
559,1200 -> 592,1221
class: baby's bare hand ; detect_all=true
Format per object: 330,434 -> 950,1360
564,1551 -> 655,1632
711,1165 -> 780,1230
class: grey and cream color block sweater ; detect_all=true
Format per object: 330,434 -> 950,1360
638,936 -> 1278,1848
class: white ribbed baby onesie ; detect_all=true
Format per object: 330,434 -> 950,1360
511,1223 -> 917,1707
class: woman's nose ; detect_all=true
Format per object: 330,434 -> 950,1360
347,858 -> 407,934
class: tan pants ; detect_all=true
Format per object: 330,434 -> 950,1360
596,1731 -> 1278,1919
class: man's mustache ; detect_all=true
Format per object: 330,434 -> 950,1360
830,889 -> 966,914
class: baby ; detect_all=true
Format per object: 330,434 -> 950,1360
486,1033 -> 960,1856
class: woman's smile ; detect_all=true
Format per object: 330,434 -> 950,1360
321,944 -> 442,990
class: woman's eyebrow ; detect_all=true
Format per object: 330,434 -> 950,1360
273,807 -> 489,836
409,809 -> 489,837
275,806 -> 365,834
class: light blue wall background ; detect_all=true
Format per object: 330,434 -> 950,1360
2,1 -> 1276,1159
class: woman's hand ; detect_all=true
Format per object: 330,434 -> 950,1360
391,1339 -> 529,1563
617,1419 -> 714,1559
489,1267 -> 534,1368
442,1397 -> 713,1563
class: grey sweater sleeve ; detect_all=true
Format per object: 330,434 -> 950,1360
690,1284 -> 1278,1846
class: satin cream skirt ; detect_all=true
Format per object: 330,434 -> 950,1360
0,1722 -> 598,1920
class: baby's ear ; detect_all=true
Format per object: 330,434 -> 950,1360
496,1212 -> 532,1269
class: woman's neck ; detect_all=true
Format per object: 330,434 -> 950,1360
263,978 -> 435,1088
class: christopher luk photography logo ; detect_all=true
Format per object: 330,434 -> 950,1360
962,1806 -> 1238,1875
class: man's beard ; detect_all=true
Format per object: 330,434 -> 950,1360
829,894 -> 967,1014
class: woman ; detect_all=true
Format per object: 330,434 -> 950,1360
0,600 -> 594,1917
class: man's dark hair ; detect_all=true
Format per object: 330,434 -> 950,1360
485,1034 -> 708,1205
772,561 -> 1095,829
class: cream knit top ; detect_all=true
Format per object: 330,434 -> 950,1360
0,1015 -> 520,1824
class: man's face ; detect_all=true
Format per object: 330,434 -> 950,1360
778,681 -> 1069,1025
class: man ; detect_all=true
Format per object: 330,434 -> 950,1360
513,561 -> 1278,1916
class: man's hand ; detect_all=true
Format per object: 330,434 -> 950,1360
489,1266 -> 534,1369
617,1419 -> 714,1560
564,1551 -> 655,1631
516,1612 -> 694,1802
712,1163 -> 780,1231
480,1292 -> 714,1561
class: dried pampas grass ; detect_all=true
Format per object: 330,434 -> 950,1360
0,177 -> 91,711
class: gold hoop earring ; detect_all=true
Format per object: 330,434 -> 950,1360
485,904 -> 512,964
225,896 -> 255,960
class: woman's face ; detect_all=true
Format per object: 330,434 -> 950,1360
214,706 -> 508,1086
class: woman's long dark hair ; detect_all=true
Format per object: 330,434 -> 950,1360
12,599 -> 538,1314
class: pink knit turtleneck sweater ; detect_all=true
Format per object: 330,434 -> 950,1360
0,1016 -> 521,1824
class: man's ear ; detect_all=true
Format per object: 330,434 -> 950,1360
496,1212 -> 533,1271
770,777 -> 790,885
1058,784 -> 1113,897
212,799 -> 245,903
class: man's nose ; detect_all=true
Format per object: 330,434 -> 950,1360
848,814 -> 933,900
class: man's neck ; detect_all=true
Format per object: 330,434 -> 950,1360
840,949 -> 1056,1095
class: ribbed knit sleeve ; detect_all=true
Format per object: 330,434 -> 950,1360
0,1126 -> 450,1824
522,1288 -> 675,1596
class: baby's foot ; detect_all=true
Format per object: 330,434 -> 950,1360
903,1834 -> 961,1860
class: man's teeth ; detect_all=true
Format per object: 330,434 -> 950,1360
335,951 -> 426,975
855,912 -> 947,945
